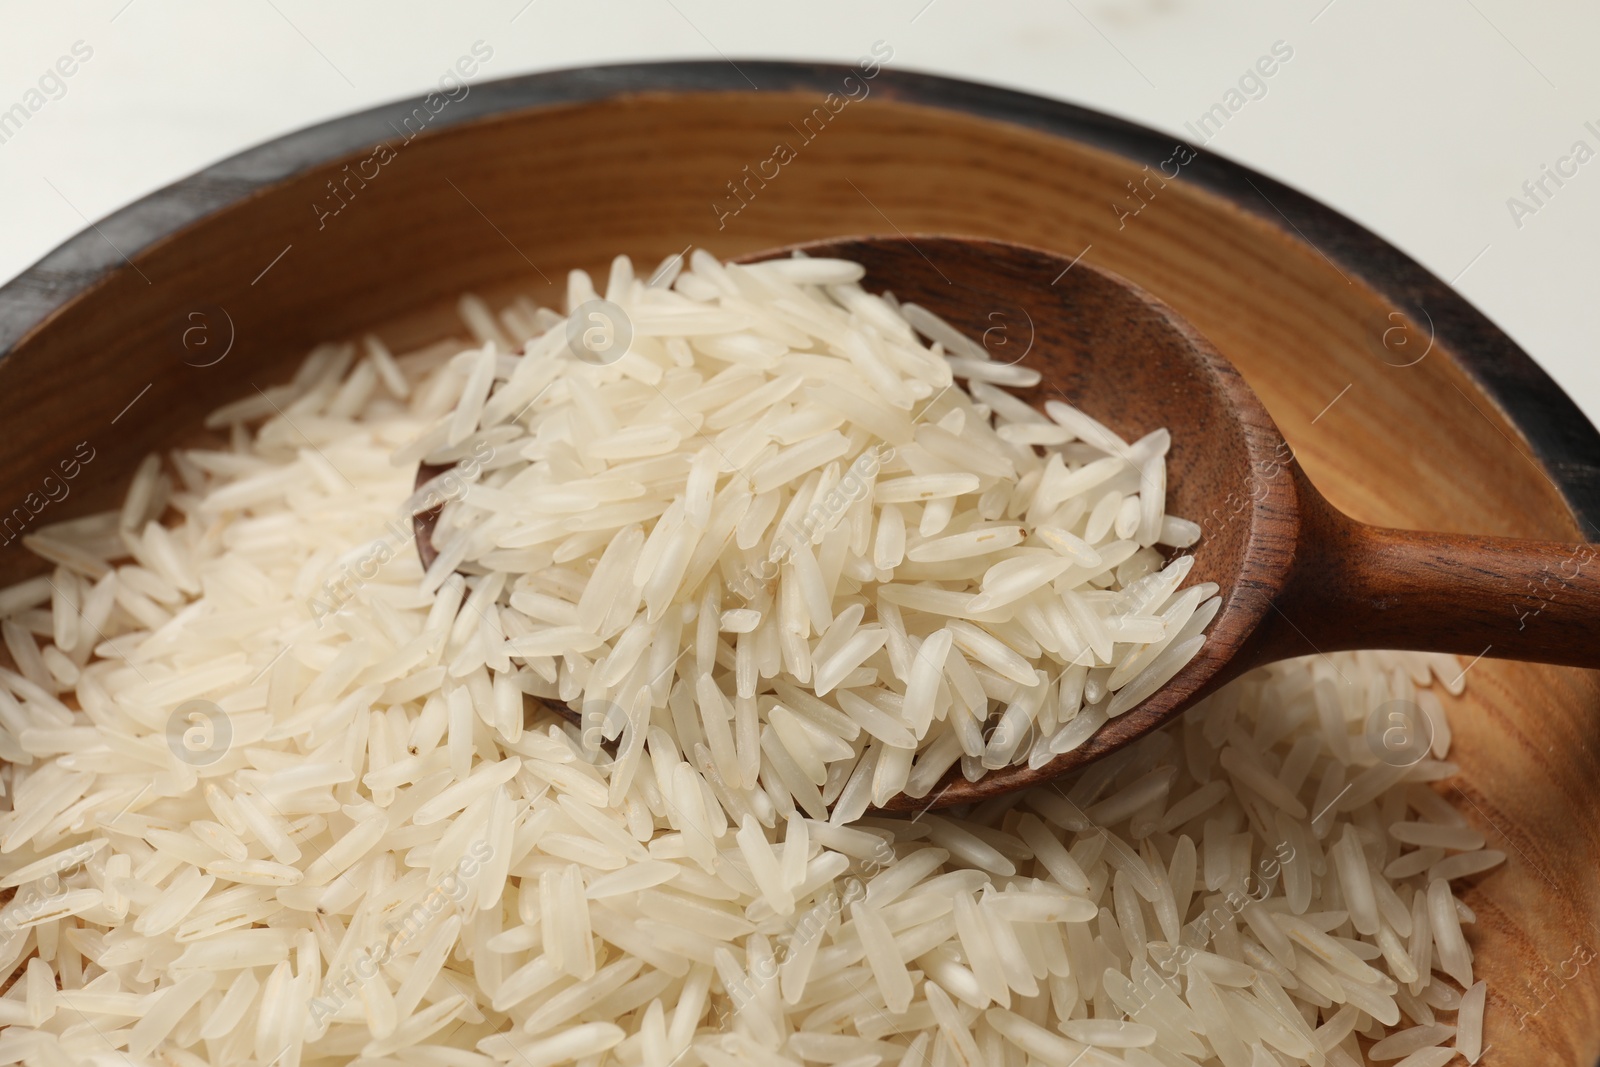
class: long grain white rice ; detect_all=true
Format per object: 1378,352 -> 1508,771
0,249 -> 1500,1067
1456,978 -> 1487,1062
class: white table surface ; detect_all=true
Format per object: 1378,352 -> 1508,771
3,0 -> 1596,426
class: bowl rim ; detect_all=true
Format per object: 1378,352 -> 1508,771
2,59 -> 1597,533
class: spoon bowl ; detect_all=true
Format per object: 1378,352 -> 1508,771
750,236 -> 1295,807
418,235 -> 1600,811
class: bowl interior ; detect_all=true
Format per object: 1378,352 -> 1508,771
2,83 -> 1597,1063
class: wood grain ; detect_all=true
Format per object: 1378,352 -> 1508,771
1259,493 -> 1600,667
1,71 -> 1598,1063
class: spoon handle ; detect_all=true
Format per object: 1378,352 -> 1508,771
1269,512 -> 1600,668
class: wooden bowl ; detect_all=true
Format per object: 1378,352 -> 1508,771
2,63 -> 1597,1063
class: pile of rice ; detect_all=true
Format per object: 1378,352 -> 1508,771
0,250 -> 1495,1066
416,249 -> 1211,812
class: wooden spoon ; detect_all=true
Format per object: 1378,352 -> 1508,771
415,235 -> 1600,811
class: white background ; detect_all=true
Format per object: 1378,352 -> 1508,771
2,1 -> 1596,423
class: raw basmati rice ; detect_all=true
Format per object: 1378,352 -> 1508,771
411,252 -> 1217,806
0,249 -> 1497,1067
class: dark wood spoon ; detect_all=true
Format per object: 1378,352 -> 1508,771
415,235 -> 1600,810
